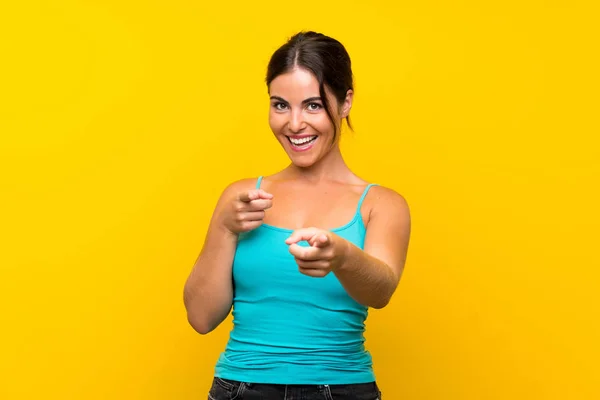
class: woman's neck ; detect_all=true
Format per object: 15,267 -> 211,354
284,145 -> 356,184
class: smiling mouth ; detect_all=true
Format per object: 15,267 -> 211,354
287,135 -> 317,146
286,135 -> 318,152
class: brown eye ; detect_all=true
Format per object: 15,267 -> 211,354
307,102 -> 322,111
273,102 -> 288,111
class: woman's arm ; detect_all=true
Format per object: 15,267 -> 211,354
335,187 -> 411,308
184,222 -> 237,334
183,178 -> 272,334
183,184 -> 239,334
286,186 -> 411,309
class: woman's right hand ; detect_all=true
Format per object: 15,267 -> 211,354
220,189 -> 274,234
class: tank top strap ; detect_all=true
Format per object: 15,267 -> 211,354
255,176 -> 264,189
357,183 -> 379,213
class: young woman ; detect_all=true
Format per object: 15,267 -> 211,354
184,31 -> 411,400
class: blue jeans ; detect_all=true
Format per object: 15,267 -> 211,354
208,377 -> 382,400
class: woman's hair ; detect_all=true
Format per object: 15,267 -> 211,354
266,31 -> 354,141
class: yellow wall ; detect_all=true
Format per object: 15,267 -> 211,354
1,1 -> 598,399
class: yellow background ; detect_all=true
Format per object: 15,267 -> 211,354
1,1 -> 598,399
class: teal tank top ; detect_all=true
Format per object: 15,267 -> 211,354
214,176 -> 379,385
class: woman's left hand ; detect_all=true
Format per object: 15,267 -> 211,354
285,228 -> 349,277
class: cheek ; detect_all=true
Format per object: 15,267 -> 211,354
312,113 -> 335,133
269,112 -> 286,133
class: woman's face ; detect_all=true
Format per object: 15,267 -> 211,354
268,68 -> 352,168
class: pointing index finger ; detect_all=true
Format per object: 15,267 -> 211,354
285,228 -> 320,245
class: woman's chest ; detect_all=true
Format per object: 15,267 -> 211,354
262,186 -> 367,231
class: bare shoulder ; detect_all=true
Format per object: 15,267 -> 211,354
365,185 -> 411,225
210,177 -> 262,210
220,177 -> 261,196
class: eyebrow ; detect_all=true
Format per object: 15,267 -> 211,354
270,96 -> 322,105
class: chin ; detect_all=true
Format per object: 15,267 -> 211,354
290,158 -> 316,168
282,151 -> 314,167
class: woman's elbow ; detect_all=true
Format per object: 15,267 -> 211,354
369,297 -> 391,309
186,312 -> 216,335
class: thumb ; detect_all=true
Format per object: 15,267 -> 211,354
257,189 -> 274,199
311,233 -> 330,248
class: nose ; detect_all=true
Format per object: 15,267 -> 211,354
288,109 -> 306,133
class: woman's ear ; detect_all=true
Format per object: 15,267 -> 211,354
341,89 -> 354,118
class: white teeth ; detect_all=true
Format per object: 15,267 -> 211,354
289,136 -> 317,145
